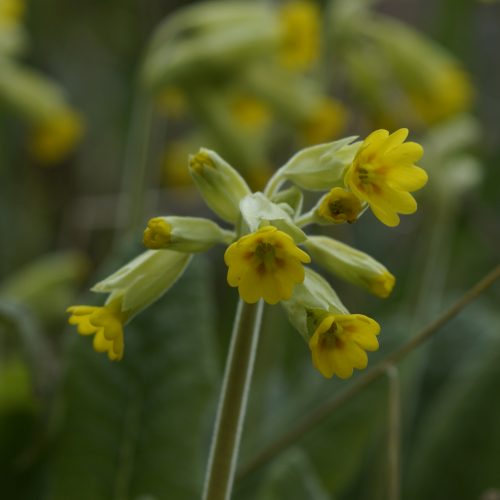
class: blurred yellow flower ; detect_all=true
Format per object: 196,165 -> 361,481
344,128 -> 427,227
301,98 -> 348,144
224,225 -> 310,304
409,65 -> 473,125
0,0 -> 24,25
30,108 -> 84,165
230,93 -> 272,131
162,141 -> 193,187
67,302 -> 126,361
318,187 -> 363,224
309,314 -> 380,378
279,0 -> 320,71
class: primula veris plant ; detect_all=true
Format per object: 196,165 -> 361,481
344,128 -> 427,226
68,130 -> 427,379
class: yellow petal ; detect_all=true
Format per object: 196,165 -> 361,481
385,165 -> 428,192
332,349 -> 354,379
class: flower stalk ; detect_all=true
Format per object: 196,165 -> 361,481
202,299 -> 264,500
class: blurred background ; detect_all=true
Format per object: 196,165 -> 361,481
0,0 -> 499,499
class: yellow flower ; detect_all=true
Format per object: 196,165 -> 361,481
318,187 -> 363,224
67,301 -> 127,361
344,128 -> 427,227
30,108 -> 84,165
279,0 -> 320,71
301,98 -> 348,145
224,225 -> 311,304
309,314 -> 380,379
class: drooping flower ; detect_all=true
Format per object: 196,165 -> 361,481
224,225 -> 310,304
344,128 -> 427,226
67,301 -> 127,361
317,187 -> 363,224
309,314 -> 380,379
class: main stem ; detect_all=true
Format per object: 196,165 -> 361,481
202,299 -> 264,500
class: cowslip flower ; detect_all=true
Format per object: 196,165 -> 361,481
309,314 -> 380,378
224,225 -> 310,304
67,249 -> 192,360
67,301 -> 126,361
344,128 -> 427,226
317,187 -> 363,224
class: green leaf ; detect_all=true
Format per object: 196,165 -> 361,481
47,256 -> 218,500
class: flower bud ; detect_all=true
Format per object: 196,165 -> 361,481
304,236 -> 395,298
143,216 -> 234,252
188,148 -> 251,223
91,249 -> 192,320
279,136 -> 361,190
315,187 -> 364,224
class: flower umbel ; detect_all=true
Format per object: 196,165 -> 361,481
224,225 -> 310,304
67,301 -> 127,361
344,128 -> 427,226
318,187 -> 363,224
309,314 -> 380,378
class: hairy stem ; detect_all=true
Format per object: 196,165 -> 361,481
203,299 -> 264,500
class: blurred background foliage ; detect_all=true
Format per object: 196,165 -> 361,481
0,0 -> 499,499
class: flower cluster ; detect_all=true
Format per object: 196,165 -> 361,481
68,129 -> 427,378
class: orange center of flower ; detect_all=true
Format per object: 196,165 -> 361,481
318,322 -> 344,350
252,241 -> 285,275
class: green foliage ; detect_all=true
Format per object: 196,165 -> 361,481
256,448 -> 331,500
404,304 -> 500,500
46,256 -> 218,500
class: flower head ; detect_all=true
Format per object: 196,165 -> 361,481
309,314 -> 380,378
224,225 -> 310,304
67,301 -> 127,361
318,187 -> 363,224
344,128 -> 427,227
